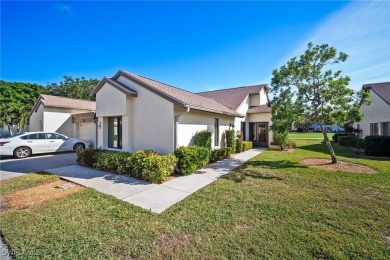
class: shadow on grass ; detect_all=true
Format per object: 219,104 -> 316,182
243,160 -> 307,170
222,169 -> 283,183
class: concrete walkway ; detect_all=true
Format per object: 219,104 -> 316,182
46,148 -> 264,213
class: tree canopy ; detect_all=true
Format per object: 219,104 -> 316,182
269,42 -> 370,163
0,81 -> 46,132
45,76 -> 99,101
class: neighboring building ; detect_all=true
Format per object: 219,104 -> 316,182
90,70 -> 274,154
28,95 -> 97,147
307,124 -> 344,133
354,82 -> 390,138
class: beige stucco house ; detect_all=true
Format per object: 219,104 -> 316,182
28,95 -> 97,146
354,82 -> 390,138
91,70 -> 273,154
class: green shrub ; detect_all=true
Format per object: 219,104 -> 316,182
332,133 -> 348,143
274,133 -> 296,150
242,141 -> 253,151
225,130 -> 236,153
235,139 -> 243,153
126,150 -> 157,178
210,147 -> 232,162
195,130 -> 212,149
93,151 -> 131,174
338,136 -> 360,147
365,136 -> 390,157
175,146 -> 210,175
77,148 -> 100,167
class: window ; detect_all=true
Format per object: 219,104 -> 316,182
108,117 -> 122,149
241,122 -> 246,141
22,133 -> 47,139
214,118 -> 219,146
381,122 -> 390,136
370,123 -> 379,135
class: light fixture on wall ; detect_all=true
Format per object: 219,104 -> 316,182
229,123 -> 235,129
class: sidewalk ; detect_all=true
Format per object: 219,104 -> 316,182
46,148 -> 264,213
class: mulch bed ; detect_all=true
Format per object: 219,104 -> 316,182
301,158 -> 377,174
1,180 -> 84,211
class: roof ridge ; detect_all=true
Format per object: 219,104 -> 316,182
363,81 -> 390,86
197,84 -> 267,94
41,94 -> 95,103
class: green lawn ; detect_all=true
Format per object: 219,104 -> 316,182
289,132 -> 331,139
1,140 -> 389,259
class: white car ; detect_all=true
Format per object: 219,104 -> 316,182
0,132 -> 87,158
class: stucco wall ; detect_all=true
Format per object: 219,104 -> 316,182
234,95 -> 249,138
175,107 -> 234,149
259,88 -> 267,105
96,82 -> 127,117
75,122 -> 96,147
354,90 -> 390,138
249,94 -> 260,106
29,103 -> 44,132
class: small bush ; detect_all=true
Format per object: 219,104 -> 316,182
210,147 -> 232,162
77,148 -> 100,167
274,133 -> 296,150
338,136 -> 361,148
126,150 -> 157,178
225,130 -> 236,153
195,130 -> 212,149
93,151 -> 131,174
332,133 -> 348,143
235,139 -> 243,153
175,146 -> 210,175
242,141 -> 253,151
365,136 -> 390,157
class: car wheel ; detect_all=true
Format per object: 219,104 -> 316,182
14,146 -> 32,158
73,143 -> 85,151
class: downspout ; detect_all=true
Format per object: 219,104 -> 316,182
93,113 -> 98,149
174,107 -> 190,150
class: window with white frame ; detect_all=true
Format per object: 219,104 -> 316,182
381,122 -> 390,136
370,123 -> 379,136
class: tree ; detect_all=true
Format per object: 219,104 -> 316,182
0,81 -> 46,134
46,76 -> 99,101
270,43 -> 369,163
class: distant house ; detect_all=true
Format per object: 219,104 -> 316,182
90,70 -> 274,154
354,82 -> 390,138
28,95 -> 96,146
307,124 -> 344,133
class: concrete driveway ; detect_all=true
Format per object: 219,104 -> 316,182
0,152 -> 77,181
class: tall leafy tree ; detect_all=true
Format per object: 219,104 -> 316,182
270,43 -> 369,163
0,81 -> 46,134
46,76 -> 99,101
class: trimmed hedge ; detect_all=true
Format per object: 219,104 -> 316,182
365,136 -> 390,157
332,133 -> 349,143
236,139 -> 243,153
175,146 -> 211,175
242,141 -> 253,151
77,148 -> 100,167
211,147 -> 232,162
127,150 -> 177,183
195,130 -> 212,149
338,136 -> 362,148
225,130 -> 236,153
93,151 -> 131,174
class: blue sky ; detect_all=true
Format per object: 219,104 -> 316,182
1,1 -> 389,92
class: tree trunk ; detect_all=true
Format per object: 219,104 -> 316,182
319,124 -> 338,163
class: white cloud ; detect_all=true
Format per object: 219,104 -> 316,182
55,3 -> 74,16
282,1 -> 390,90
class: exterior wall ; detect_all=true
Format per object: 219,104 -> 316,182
234,95 -> 249,138
75,122 -> 96,147
259,88 -> 267,105
175,107 -> 234,150
96,76 -> 175,154
29,103 -> 44,132
354,90 -> 390,138
248,112 -> 273,146
249,94 -> 260,106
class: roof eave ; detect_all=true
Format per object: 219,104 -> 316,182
90,77 -> 138,98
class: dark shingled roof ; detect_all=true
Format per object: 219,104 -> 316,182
197,84 -> 268,111
363,82 -> 390,105
247,105 -> 272,113
109,70 -> 242,117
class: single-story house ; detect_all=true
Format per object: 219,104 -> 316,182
354,82 -> 390,138
306,124 -> 344,133
28,95 -> 97,147
90,70 -> 274,154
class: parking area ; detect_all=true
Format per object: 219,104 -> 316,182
0,152 -> 77,181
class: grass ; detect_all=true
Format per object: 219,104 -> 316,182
1,140 -> 389,259
289,132 -> 331,139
